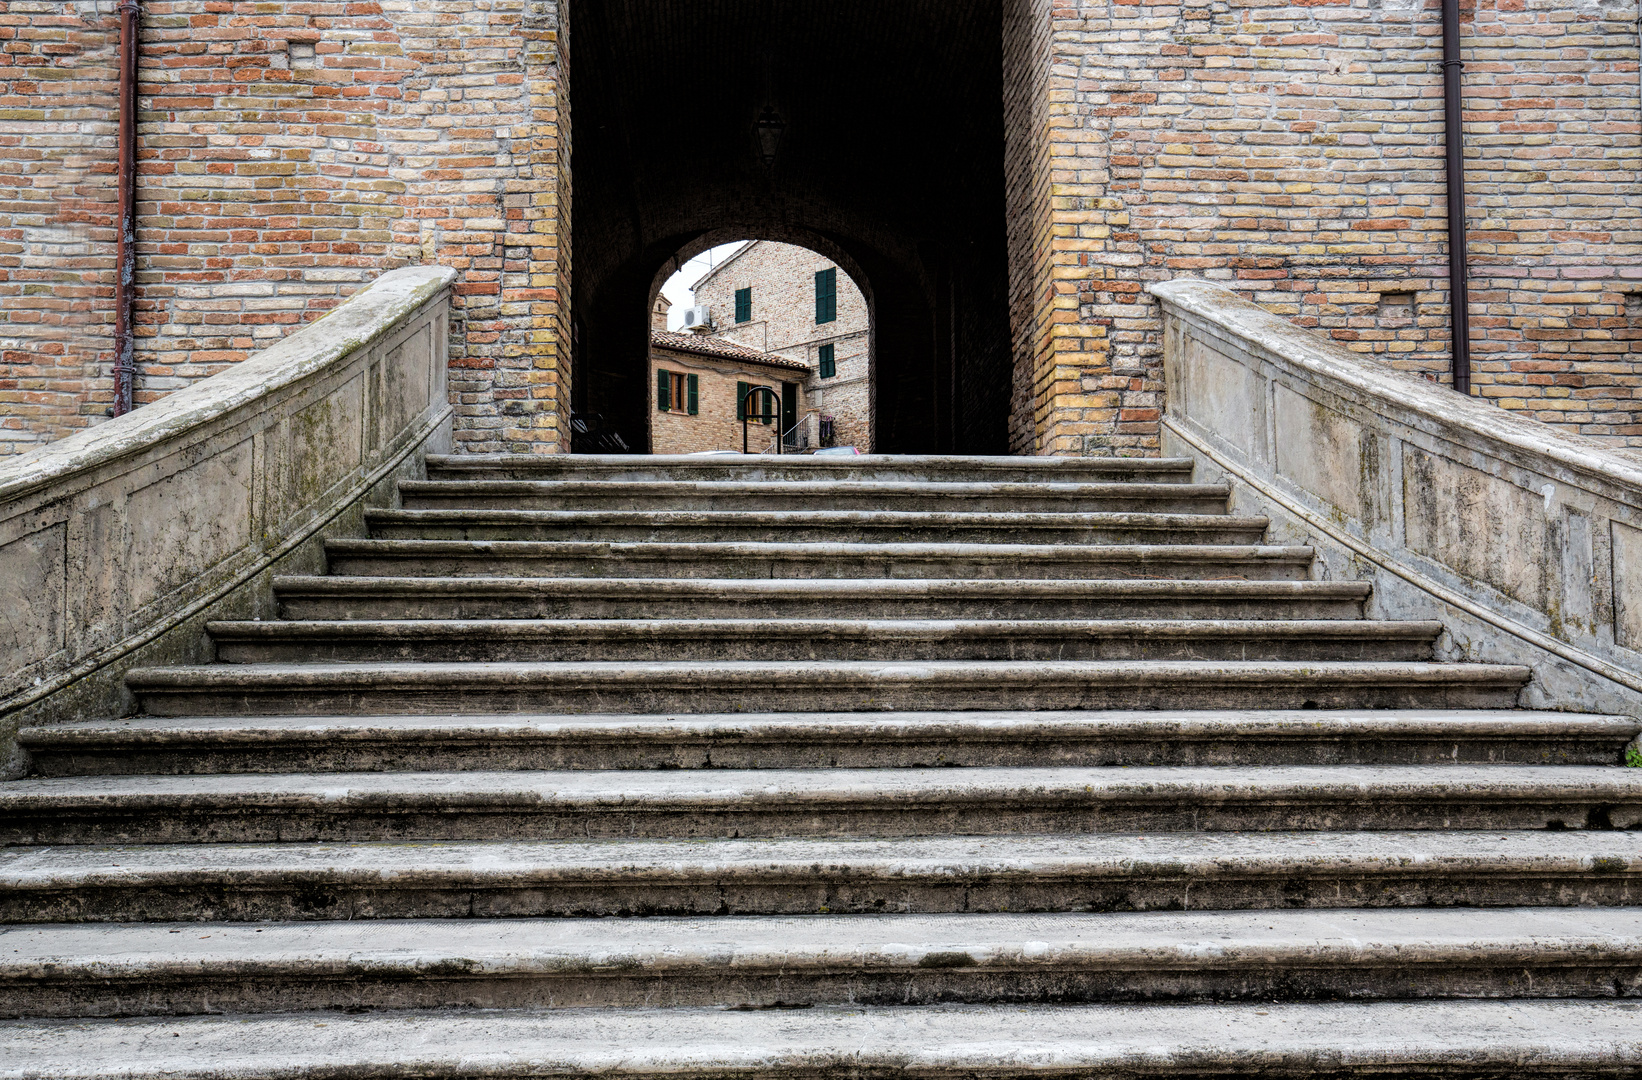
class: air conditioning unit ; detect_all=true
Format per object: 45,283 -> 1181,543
679,305 -> 712,331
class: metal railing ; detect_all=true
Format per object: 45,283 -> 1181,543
739,385 -> 782,454
779,411 -> 817,451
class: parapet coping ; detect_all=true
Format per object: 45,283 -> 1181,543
1148,278 -> 1642,504
0,265 -> 457,505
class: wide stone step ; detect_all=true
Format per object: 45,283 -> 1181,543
4,764 -> 1632,844
8,1001 -> 1641,1080
121,660 -> 1528,716
396,480 -> 1232,514
21,710 -> 1635,775
204,618 -> 1442,664
323,539 -> 1319,581
3,908 -> 1640,1017
272,577 -> 1372,621
361,508 -> 1272,545
5,832 -> 1637,922
423,452 -> 1201,484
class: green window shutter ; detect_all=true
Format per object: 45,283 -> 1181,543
657,369 -> 670,412
818,343 -> 836,379
686,373 -> 699,415
736,380 -> 749,420
734,288 -> 751,323
815,268 -> 836,324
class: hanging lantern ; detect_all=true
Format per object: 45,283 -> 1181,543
755,106 -> 786,169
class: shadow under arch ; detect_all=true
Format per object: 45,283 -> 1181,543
565,0 -> 1011,456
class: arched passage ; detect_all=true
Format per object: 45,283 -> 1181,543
566,0 -> 1011,455
650,237 -> 875,452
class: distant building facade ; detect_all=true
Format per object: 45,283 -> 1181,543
691,242 -> 869,451
649,326 -> 811,456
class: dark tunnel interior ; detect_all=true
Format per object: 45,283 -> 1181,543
566,0 -> 1013,454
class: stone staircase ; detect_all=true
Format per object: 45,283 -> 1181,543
3,453 -> 1641,1077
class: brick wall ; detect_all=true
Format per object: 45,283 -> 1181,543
519,0 -> 569,452
1002,0 -> 1055,455
8,0 -> 1640,459
1442,0 -> 1640,433
0,0 -> 570,457
1011,0 -> 1642,455
692,240 -> 871,449
649,343 -> 803,455
0,1 -> 119,456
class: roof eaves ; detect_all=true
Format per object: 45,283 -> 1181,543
651,332 -> 811,372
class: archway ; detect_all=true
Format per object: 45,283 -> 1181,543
648,237 -> 875,453
566,0 -> 1012,455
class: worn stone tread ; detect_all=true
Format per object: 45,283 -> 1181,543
3,1001 -> 1641,1079
402,479 -> 1227,493
424,452 -> 1204,468
362,509 -> 1267,530
319,539 -> 1320,580
10,906 -> 1640,973
2,831 -> 1637,920
4,765 -> 1638,845
26,708 -> 1627,774
269,571 -> 1353,613
394,480 -> 1231,514
273,576 -> 1366,600
322,540 -> 1313,560
120,660 -> 1530,716
359,508 -> 1273,545
272,577 -> 1372,594
268,576 -> 1371,621
127,659 -> 1509,687
200,618 -> 1443,663
39,708 -> 1616,748
10,763 -> 1636,806
7,830 -> 1638,884
396,479 -> 1232,499
205,618 -> 1439,641
423,451 -> 1201,480
3,908 -> 1641,1016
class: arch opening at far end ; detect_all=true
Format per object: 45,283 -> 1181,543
645,239 -> 873,456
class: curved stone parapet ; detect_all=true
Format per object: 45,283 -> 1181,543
0,266 -> 456,770
1150,277 -> 1642,717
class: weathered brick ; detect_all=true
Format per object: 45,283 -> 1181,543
0,0 -> 567,455
5,0 -> 1638,457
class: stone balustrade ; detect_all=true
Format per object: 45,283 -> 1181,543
1152,278 -> 1642,717
0,266 -> 456,771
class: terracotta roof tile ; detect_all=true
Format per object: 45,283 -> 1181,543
651,329 -> 811,372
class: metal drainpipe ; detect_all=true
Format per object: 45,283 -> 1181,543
1441,0 -> 1472,395
111,0 -> 140,417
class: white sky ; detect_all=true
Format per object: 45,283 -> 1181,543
659,241 -> 749,330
